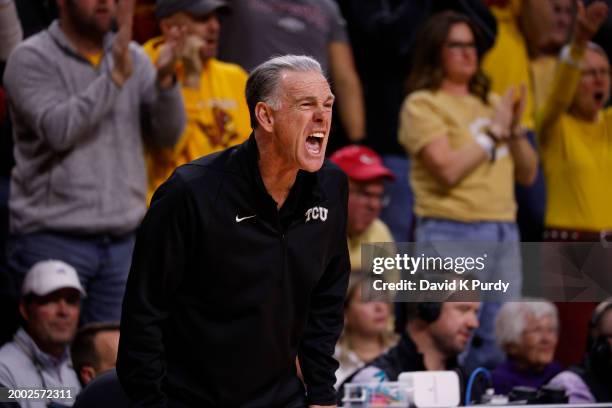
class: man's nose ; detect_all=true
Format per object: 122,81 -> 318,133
313,106 -> 326,122
56,299 -> 71,315
209,15 -> 221,32
467,312 -> 479,329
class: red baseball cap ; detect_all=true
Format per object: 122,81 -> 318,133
330,145 -> 395,182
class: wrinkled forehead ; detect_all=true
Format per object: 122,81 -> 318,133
277,70 -> 333,99
585,48 -> 611,69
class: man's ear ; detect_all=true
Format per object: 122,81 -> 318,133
18,301 -> 28,323
255,102 -> 274,132
80,366 -> 96,386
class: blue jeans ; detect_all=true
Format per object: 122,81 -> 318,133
415,217 -> 522,372
6,231 -> 135,324
515,131 -> 546,241
380,155 -> 414,243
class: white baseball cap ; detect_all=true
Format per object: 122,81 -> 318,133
22,260 -> 86,298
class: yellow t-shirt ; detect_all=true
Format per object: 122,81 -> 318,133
482,0 -> 534,128
143,37 -> 251,202
530,55 -> 557,113
348,218 -> 394,271
399,90 -> 516,222
84,52 -> 103,68
536,45 -> 612,230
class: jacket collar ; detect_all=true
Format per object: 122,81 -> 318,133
238,134 -> 327,222
398,332 -> 459,371
14,327 -> 71,368
47,20 -> 114,61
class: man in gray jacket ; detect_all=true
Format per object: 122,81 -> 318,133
2,0 -> 185,324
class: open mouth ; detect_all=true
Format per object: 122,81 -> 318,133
595,91 -> 605,103
305,132 -> 325,155
204,37 -> 218,46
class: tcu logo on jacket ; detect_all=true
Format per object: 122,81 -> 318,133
305,206 -> 328,222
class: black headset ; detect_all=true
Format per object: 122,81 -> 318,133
416,302 -> 442,324
588,299 -> 612,373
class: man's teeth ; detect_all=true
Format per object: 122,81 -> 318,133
309,133 -> 325,139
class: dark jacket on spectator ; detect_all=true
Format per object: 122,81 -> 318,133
339,333 -> 482,405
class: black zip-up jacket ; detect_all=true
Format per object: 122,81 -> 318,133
339,333 -> 485,405
117,135 -> 350,407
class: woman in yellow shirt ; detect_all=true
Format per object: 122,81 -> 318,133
399,11 -> 538,372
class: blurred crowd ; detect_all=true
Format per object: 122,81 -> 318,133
0,0 -> 612,406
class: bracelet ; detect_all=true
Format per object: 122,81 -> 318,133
475,133 -> 496,161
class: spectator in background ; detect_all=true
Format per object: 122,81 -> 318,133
492,301 -> 562,394
537,1 -> 609,368
548,299 -> 612,402
3,0 -> 185,324
344,302 -> 480,400
334,276 -> 397,388
330,145 -> 395,271
0,260 -> 85,407
217,0 -> 366,145
71,322 -> 120,387
399,11 -> 537,372
143,0 -> 250,202
335,0 -> 497,244
538,0 -> 610,237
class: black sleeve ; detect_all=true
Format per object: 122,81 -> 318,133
299,174 -> 350,406
116,173 -> 198,407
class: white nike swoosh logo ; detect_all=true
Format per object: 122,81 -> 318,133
236,214 -> 256,223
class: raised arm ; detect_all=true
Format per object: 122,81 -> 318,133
536,0 -> 608,139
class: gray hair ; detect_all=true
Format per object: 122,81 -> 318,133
494,300 -> 559,351
245,55 -> 324,129
587,41 -> 609,61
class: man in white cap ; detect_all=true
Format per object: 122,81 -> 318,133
0,260 -> 85,407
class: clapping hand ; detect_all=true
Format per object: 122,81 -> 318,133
111,0 -> 135,87
157,24 -> 188,89
489,88 -> 515,141
181,35 -> 205,89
